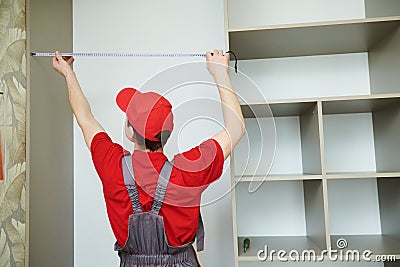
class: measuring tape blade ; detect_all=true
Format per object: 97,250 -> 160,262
31,51 -> 238,73
31,52 -> 206,57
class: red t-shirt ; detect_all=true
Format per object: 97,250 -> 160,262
90,132 -> 224,247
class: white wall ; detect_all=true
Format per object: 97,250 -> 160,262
73,0 -> 232,266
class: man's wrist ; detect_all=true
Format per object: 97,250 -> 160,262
212,70 -> 230,81
64,68 -> 75,79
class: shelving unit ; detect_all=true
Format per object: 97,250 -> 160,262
226,0 -> 400,266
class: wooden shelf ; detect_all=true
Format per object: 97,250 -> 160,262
229,16 -> 400,59
322,93 -> 400,114
326,171 -> 400,179
235,174 -> 323,182
331,235 -> 400,258
238,236 -> 323,261
236,172 -> 400,181
241,94 -> 400,117
241,99 -> 317,117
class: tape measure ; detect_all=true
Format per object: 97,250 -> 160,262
31,52 -> 206,57
31,51 -> 238,73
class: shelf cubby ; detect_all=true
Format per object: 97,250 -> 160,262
234,101 -> 323,181
327,177 -> 400,258
322,95 -> 400,175
236,180 -> 327,261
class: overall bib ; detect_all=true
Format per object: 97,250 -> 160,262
115,155 -> 205,267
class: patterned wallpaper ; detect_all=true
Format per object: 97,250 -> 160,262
0,0 -> 27,265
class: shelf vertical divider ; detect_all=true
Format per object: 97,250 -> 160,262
226,0 -> 239,265
321,179 -> 332,250
317,101 -> 327,176
230,152 -> 240,267
302,100 -> 329,250
300,102 -> 323,175
317,101 -> 332,250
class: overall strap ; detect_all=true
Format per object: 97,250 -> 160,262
121,154 -> 143,213
150,160 -> 174,215
147,158 -> 205,252
196,212 -> 205,252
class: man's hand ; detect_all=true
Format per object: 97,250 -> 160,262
52,51 -> 75,77
206,49 -> 230,78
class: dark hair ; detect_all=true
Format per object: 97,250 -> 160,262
127,121 -> 171,152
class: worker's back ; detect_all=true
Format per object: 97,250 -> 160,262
91,132 -> 225,267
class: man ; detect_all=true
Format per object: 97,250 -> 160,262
52,49 -> 245,266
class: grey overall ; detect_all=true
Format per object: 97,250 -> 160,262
114,154 -> 205,267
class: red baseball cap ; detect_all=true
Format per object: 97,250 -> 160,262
116,87 -> 174,141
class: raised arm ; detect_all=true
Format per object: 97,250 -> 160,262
207,49 -> 245,160
52,51 -> 105,148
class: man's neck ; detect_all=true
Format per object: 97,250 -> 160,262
134,146 -> 163,153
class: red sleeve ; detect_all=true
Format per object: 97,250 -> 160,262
90,132 -> 127,189
173,138 -> 224,187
